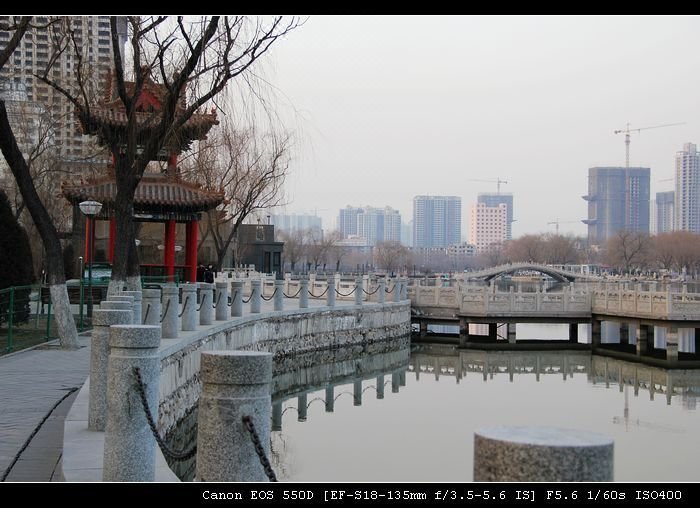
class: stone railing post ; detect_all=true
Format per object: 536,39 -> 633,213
199,283 -> 214,326
121,290 -> 142,324
378,278 -> 386,304
355,277 -> 363,306
215,282 -> 228,321
274,279 -> 284,311
196,351 -> 273,482
299,277 -> 309,309
161,285 -> 179,339
401,278 -> 408,300
100,301 -> 133,313
231,281 -> 243,317
181,284 -> 197,331
109,294 -> 134,315
88,309 -> 132,431
393,278 -> 400,303
250,279 -> 262,314
376,375 -> 385,399
327,277 -> 336,308
103,325 -> 161,481
141,289 -> 161,326
473,426 -> 613,481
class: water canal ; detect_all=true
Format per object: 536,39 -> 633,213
171,324 -> 700,482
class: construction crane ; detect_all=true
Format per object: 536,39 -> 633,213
614,122 -> 685,169
547,219 -> 579,235
466,178 -> 508,194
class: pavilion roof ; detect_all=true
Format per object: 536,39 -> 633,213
62,173 -> 224,214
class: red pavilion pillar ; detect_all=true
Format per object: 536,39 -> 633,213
164,219 -> 176,281
185,219 -> 198,283
108,218 -> 116,263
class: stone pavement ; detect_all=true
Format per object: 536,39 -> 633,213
0,335 -> 91,482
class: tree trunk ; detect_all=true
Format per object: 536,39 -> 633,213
109,160 -> 141,295
0,100 -> 79,349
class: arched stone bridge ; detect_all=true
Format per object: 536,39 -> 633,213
463,263 -> 603,283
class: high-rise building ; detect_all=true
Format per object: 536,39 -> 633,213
340,206 -> 401,245
382,207 -> 401,243
270,213 -> 322,235
338,206 -> 363,239
582,167 -> 650,245
356,207 -> 384,246
656,191 -> 675,234
0,16 -> 127,164
412,195 -> 461,248
477,193 -> 514,240
675,143 -> 700,233
469,202 -> 508,253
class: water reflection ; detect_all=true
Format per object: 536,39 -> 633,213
274,343 -> 700,481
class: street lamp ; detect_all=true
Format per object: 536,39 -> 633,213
79,200 -> 102,318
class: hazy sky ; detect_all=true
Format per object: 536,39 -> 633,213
264,15 -> 700,239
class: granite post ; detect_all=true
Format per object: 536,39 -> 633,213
88,309 -> 132,431
231,281 -> 243,317
199,283 -> 214,326
473,426 -> 613,481
181,284 -> 197,331
121,290 -> 143,324
250,279 -> 262,314
161,285 -> 179,339
274,279 -> 284,311
299,277 -> 309,309
196,351 -> 273,482
215,282 -> 228,321
141,289 -> 161,326
355,277 -> 363,306
327,277 -> 336,308
103,325 -> 162,481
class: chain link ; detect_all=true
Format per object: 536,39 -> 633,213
335,287 -> 356,297
159,299 -> 171,323
260,287 -> 278,301
283,287 -> 302,298
143,303 -> 151,323
242,415 -> 277,482
132,367 -> 197,462
178,296 -> 190,318
309,286 -> 329,298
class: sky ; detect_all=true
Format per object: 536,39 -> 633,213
260,15 -> 700,239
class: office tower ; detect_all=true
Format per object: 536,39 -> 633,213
477,193 -> 514,240
382,207 -> 401,243
582,167 -> 650,245
675,143 -> 700,233
469,202 -> 508,253
656,191 -> 674,234
412,195 -> 461,248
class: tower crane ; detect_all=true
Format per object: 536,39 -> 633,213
466,178 -> 508,194
614,122 -> 685,169
547,219 -> 579,235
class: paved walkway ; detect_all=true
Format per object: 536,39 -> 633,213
0,335 -> 91,481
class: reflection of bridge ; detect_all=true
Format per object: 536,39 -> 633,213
409,280 -> 700,364
408,344 -> 700,407
270,346 -> 411,432
463,263 -> 603,283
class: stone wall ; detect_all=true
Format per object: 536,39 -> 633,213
157,302 -> 411,437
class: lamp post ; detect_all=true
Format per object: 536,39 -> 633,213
79,200 -> 103,318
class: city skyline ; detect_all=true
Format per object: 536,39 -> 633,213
266,16 -> 700,238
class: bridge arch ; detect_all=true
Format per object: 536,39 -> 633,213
464,263 -> 598,283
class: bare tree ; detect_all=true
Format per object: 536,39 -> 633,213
183,118 -> 291,271
542,233 -> 580,265
0,16 -> 81,348
503,234 -> 545,263
276,228 -> 305,272
326,230 -> 348,272
605,230 -> 651,274
374,241 -> 411,274
37,16 -> 300,292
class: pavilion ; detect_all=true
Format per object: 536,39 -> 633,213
62,70 -> 224,282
